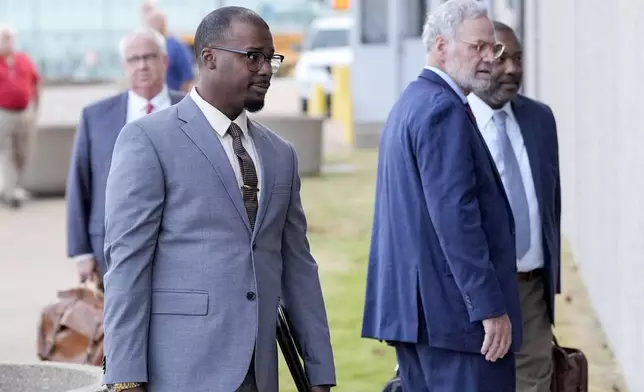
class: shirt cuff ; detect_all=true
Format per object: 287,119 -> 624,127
72,253 -> 94,263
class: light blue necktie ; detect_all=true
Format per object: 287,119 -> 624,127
493,111 -> 531,259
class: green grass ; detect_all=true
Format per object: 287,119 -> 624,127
277,150 -> 397,391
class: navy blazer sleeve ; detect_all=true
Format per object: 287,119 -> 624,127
66,108 -> 93,258
547,105 -> 562,293
414,98 -> 506,322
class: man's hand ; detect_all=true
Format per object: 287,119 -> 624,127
311,386 -> 331,392
77,259 -> 98,283
480,313 -> 512,362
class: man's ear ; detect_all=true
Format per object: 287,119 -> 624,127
435,36 -> 448,56
201,48 -> 216,70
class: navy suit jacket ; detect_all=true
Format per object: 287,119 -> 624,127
511,94 -> 561,322
362,68 -> 523,354
66,89 -> 185,275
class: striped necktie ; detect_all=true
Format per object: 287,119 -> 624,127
227,122 -> 259,230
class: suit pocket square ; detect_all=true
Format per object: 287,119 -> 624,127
151,290 -> 209,316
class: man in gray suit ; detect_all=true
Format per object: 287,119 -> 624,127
66,27 -> 184,284
102,7 -> 336,392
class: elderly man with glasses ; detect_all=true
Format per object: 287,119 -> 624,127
362,0 -> 522,391
101,6 -> 335,392
66,27 -> 184,288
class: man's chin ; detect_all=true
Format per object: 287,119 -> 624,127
471,79 -> 491,93
245,99 -> 265,113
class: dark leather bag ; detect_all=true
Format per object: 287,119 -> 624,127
37,281 -> 104,366
551,335 -> 589,392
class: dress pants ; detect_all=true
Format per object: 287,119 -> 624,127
515,272 -> 553,392
394,306 -> 516,392
235,353 -> 258,392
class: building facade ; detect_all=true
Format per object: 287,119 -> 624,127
350,0 -> 643,391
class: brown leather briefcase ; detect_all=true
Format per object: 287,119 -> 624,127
551,336 -> 589,392
37,281 -> 104,366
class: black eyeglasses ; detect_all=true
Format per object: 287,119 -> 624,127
209,46 -> 285,74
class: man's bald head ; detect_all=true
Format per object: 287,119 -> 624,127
145,8 -> 167,36
0,24 -> 16,55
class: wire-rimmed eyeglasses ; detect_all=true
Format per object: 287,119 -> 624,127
209,46 -> 285,74
459,39 -> 506,60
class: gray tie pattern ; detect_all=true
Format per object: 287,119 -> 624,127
493,111 -> 531,258
227,122 -> 259,231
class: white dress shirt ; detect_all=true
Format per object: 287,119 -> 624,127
73,86 -> 174,264
126,85 -> 172,124
467,93 -> 544,272
189,87 -> 262,202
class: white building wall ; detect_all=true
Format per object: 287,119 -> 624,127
522,1 -> 643,390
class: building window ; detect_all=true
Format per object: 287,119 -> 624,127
403,0 -> 428,38
360,0 -> 388,44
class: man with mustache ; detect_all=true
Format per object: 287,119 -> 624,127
468,21 -> 561,392
101,6 -> 335,392
362,0 -> 522,391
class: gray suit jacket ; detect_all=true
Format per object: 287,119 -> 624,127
66,90 -> 184,276
102,96 -> 336,392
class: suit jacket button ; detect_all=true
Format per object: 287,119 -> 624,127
246,291 -> 256,301
252,242 -> 257,250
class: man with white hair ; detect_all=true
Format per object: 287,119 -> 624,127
0,24 -> 40,209
66,27 -> 185,284
362,0 -> 522,390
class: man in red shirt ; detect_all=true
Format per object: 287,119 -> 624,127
0,24 -> 40,209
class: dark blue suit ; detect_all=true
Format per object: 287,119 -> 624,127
362,69 -> 522,391
66,90 -> 184,276
512,94 -> 561,321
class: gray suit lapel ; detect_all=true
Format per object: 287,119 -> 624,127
248,120 -> 275,236
177,97 -> 252,232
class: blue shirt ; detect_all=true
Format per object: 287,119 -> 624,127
165,36 -> 194,91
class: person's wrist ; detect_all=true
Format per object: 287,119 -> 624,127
107,382 -> 143,392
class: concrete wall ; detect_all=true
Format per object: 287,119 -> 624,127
522,1 -> 644,390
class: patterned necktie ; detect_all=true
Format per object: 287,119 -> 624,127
227,122 -> 259,230
493,111 -> 531,259
145,102 -> 154,114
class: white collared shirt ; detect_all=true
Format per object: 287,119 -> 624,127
189,87 -> 262,202
467,93 -> 544,272
126,85 -> 172,124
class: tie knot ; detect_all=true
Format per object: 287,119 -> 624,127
145,102 -> 154,114
493,110 -> 507,123
227,122 -> 243,138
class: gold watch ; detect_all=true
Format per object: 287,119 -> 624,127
110,382 -> 143,392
